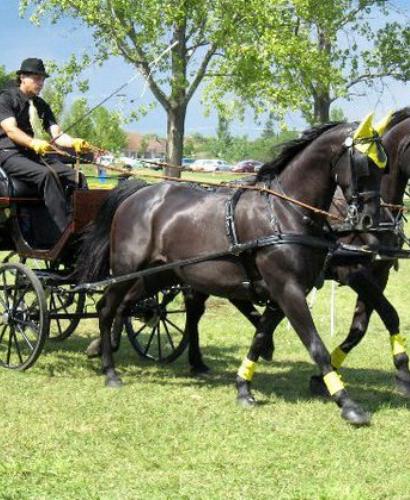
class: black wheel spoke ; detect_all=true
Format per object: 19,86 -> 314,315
164,317 -> 185,336
143,325 -> 157,355
0,294 -> 9,310
157,324 -> 162,360
166,309 -> 186,314
55,292 -> 71,314
162,319 -> 175,350
13,283 -> 31,312
6,326 -> 13,365
12,330 -> 23,364
131,321 -> 150,341
0,324 -> 8,343
15,324 -> 35,351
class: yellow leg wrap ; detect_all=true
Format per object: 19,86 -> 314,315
331,346 -> 347,369
390,334 -> 406,356
237,357 -> 256,382
323,371 -> 345,396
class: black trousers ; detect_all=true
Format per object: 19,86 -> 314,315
0,150 -> 79,232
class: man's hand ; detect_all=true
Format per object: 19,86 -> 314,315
72,138 -> 91,153
30,139 -> 53,155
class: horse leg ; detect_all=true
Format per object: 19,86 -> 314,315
98,281 -> 142,387
230,300 -> 277,361
274,284 -> 370,425
185,291 -> 210,374
347,271 -> 410,396
312,270 -> 410,397
236,305 -> 284,407
85,313 -> 124,358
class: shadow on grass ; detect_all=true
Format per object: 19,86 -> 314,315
36,335 -> 410,415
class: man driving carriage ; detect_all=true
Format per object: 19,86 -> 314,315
0,57 -> 90,233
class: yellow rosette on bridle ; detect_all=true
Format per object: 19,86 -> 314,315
352,111 -> 392,169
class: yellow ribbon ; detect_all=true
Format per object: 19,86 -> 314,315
331,346 -> 347,369
390,334 -> 406,356
352,111 -> 391,169
323,371 -> 345,396
237,357 -> 256,381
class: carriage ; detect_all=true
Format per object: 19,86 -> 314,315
0,153 -> 190,371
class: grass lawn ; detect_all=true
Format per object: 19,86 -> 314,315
1,174 -> 410,498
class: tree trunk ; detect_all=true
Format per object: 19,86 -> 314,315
165,104 -> 186,178
313,92 -> 331,124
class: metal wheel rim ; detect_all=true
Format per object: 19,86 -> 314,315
0,263 -> 49,370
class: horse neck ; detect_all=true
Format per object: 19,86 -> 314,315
276,144 -> 335,213
382,119 -> 410,204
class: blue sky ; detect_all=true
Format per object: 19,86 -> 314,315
0,0 -> 409,138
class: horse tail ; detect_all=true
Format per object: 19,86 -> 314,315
75,179 -> 148,283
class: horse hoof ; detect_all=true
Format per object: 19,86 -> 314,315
309,375 -> 330,398
341,403 -> 371,426
86,338 -> 101,358
395,375 -> 410,398
105,377 -> 123,389
190,364 -> 211,376
236,395 -> 257,408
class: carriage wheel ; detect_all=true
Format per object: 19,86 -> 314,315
1,256 -> 84,341
125,287 -> 189,363
48,287 -> 86,341
0,263 -> 49,370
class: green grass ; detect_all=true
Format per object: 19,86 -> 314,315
1,187 -> 410,498
1,260 -> 410,499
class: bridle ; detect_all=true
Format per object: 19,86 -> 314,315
331,134 -> 385,230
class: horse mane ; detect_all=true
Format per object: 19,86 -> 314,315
256,121 -> 344,180
385,107 -> 410,132
74,178 -> 149,283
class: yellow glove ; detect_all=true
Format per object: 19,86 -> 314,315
72,138 -> 91,153
30,139 -> 53,155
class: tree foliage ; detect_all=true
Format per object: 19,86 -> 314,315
207,0 -> 410,124
19,0 -> 252,174
0,65 -> 15,90
62,98 -> 127,152
186,128 -> 298,164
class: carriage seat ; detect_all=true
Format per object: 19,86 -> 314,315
0,166 -> 41,201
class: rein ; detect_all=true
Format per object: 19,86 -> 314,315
46,148 -> 346,222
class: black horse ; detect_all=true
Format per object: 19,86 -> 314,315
188,109 -> 410,401
311,108 -> 410,396
77,121 -> 384,425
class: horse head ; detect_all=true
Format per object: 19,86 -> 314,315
331,113 -> 387,231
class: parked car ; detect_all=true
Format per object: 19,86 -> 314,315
190,159 -> 232,172
231,159 -> 263,173
117,156 -> 142,168
181,157 -> 195,170
97,154 -> 114,167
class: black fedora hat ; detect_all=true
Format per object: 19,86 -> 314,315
16,58 -> 49,78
